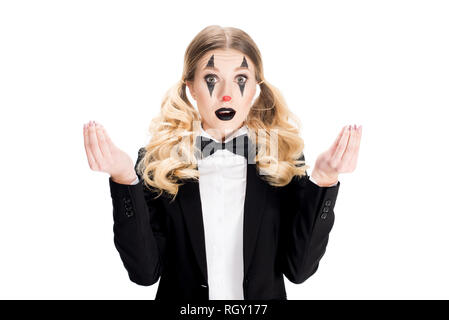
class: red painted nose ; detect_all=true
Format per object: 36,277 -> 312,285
222,95 -> 232,102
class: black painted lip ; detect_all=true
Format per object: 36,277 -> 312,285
215,107 -> 236,120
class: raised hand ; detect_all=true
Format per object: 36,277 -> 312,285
83,120 -> 137,184
310,124 -> 362,187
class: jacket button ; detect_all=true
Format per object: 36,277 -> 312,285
323,206 -> 329,213
325,200 -> 331,206
125,209 -> 134,217
201,284 -> 208,288
321,213 -> 327,219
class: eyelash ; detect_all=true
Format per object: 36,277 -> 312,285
204,73 -> 248,83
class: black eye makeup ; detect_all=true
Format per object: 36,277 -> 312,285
238,56 -> 249,96
202,55 -> 250,97
205,54 -> 216,96
206,54 -> 214,68
203,73 -> 249,97
241,56 -> 249,68
236,74 -> 248,86
204,73 -> 216,97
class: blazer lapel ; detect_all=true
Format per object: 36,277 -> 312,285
177,162 -> 269,285
178,178 -> 209,283
243,163 -> 268,278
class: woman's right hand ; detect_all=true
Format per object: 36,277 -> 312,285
83,120 -> 138,184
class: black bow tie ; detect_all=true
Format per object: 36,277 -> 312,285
195,134 -> 256,161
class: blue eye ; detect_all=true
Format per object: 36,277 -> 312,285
204,74 -> 217,84
204,73 -> 248,85
236,74 -> 248,85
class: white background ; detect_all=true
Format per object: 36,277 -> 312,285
1,0 -> 448,299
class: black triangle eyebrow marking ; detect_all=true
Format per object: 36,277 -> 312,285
205,54 -> 215,97
241,56 -> 248,68
206,54 -> 214,68
238,56 -> 249,96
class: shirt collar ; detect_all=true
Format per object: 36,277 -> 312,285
199,123 -> 248,143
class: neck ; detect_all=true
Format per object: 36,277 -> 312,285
201,123 -> 245,143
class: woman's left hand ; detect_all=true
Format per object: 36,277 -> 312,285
310,124 -> 362,187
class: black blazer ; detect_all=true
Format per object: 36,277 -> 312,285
109,147 -> 340,300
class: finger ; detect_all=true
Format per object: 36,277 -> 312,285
348,125 -> 362,170
95,123 -> 112,159
83,122 -> 99,170
101,125 -> 116,149
329,125 -> 347,156
331,125 -> 350,163
340,125 -> 358,167
88,121 -> 104,165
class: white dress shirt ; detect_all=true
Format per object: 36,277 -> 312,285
195,124 -> 248,300
130,125 -> 337,300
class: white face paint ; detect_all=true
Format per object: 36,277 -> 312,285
186,48 -> 258,142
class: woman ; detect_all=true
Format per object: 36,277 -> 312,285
83,25 -> 362,300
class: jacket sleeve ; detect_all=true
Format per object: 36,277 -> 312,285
109,147 -> 167,286
280,153 -> 340,284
